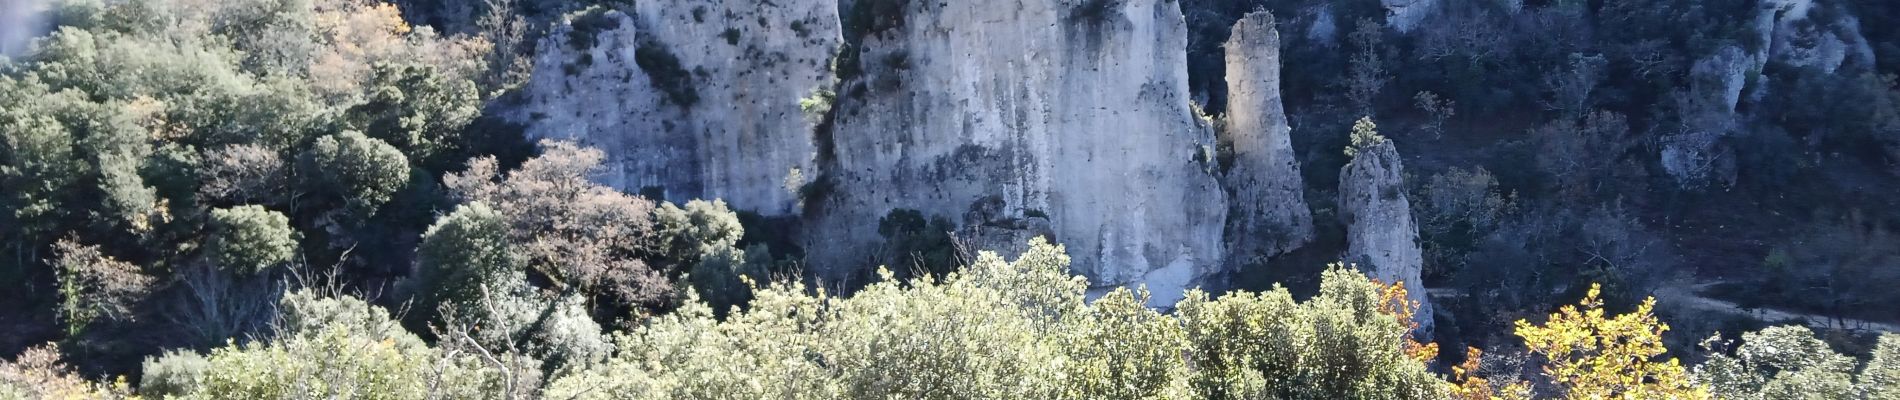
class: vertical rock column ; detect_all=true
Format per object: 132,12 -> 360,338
1220,12 -> 1313,269
1339,140 -> 1432,332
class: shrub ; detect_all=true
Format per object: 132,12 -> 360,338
347,63 -> 481,168
138,349 -> 210,397
1343,116 -> 1386,158
207,205 -> 297,274
1694,326 -> 1858,399
565,7 -> 621,50
633,42 -> 699,108
0,343 -> 116,398
178,291 -> 503,398
412,202 -> 519,323
545,238 -> 1449,399
308,131 -> 410,216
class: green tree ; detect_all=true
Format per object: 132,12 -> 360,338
653,199 -> 745,265
348,62 -> 480,168
654,199 -> 765,315
308,130 -> 409,216
0,107 -> 83,249
1693,325 -> 1859,399
411,202 -> 518,322
1176,267 -> 1446,400
207,205 -> 297,274
1343,116 -> 1386,158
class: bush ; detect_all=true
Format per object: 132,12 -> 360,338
176,291 -> 504,398
545,238 -> 1449,399
347,63 -> 481,168
207,205 -> 298,274
633,42 -> 699,108
1694,326 -> 1858,399
138,349 -> 210,398
411,202 -> 519,323
309,131 -> 410,216
565,7 -> 621,50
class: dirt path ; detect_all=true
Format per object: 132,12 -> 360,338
1654,282 -> 1900,333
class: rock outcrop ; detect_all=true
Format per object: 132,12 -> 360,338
1663,45 -> 1751,188
1663,0 -> 1876,187
1339,140 -> 1431,332
1763,0 -> 1874,73
514,1 -> 838,215
1220,12 -> 1313,269
805,0 -> 1229,305
1382,0 -> 1437,33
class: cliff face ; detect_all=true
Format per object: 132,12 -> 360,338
1220,12 -> 1313,269
805,0 -> 1230,305
1339,141 -> 1431,332
519,0 -> 1324,303
514,1 -> 838,215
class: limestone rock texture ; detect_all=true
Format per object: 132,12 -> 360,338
1339,141 -> 1432,332
1763,0 -> 1874,73
514,1 -> 839,216
804,0 -> 1230,305
1220,12 -> 1313,269
1382,0 -> 1437,33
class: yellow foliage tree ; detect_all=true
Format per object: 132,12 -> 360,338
1514,284 -> 1710,399
1373,277 -> 1438,363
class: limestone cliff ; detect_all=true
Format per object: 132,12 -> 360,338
514,1 -> 838,215
1220,12 -> 1313,268
1340,140 -> 1431,332
804,0 -> 1229,305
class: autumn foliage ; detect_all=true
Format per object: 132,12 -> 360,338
1514,284 -> 1710,399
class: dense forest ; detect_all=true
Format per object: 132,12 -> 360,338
3,0 -> 1900,398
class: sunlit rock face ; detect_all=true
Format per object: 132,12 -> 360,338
519,0 -> 1333,304
1339,141 -> 1431,333
515,1 -> 838,216
803,0 -> 1229,306
1220,12 -> 1313,270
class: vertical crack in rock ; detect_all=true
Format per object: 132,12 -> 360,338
514,1 -> 840,216
1220,12 -> 1313,271
805,0 -> 1228,306
1340,140 -> 1432,333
